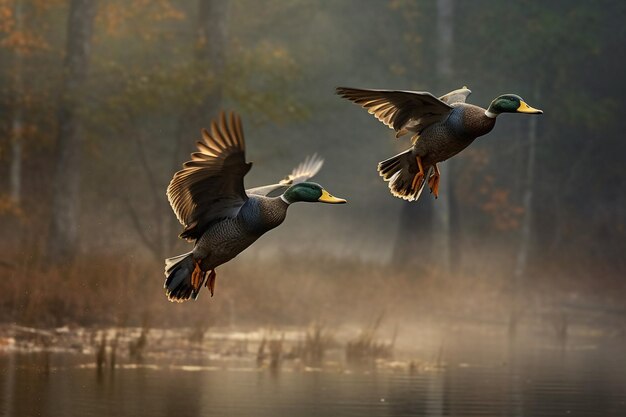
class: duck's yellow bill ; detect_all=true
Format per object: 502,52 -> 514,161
318,189 -> 347,204
517,100 -> 543,114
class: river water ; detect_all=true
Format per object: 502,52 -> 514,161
1,328 -> 625,417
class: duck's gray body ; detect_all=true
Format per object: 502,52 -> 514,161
193,196 -> 288,270
376,102 -> 496,200
163,112 -> 330,302
337,86 -> 541,201
165,195 -> 289,301
337,86 -> 497,200
414,103 -> 496,168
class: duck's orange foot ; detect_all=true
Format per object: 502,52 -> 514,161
428,173 -> 440,198
411,171 -> 425,191
206,269 -> 217,297
191,260 -> 204,291
428,164 -> 441,198
411,156 -> 426,192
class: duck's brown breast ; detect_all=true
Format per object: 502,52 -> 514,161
458,104 -> 496,139
414,104 -> 495,166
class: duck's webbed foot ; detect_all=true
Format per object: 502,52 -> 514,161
206,269 -> 217,297
428,164 -> 441,198
411,156 -> 426,191
191,259 -> 205,292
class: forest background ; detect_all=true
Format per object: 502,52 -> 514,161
0,0 -> 624,330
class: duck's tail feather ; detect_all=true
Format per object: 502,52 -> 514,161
164,252 -> 202,302
377,149 -> 428,201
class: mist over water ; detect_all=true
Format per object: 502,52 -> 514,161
1,0 -> 625,416
2,325 -> 625,417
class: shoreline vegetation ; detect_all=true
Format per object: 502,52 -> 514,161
0,316 -> 622,374
1,252 -> 624,335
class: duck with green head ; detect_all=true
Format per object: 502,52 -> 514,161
164,112 -> 346,302
337,86 -> 543,201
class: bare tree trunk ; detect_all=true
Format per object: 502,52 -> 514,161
433,0 -> 454,274
509,110 -> 538,339
47,0 -> 97,264
175,0 -> 230,146
195,0 -> 229,114
9,0 -> 24,205
391,201 -> 433,268
172,0 -> 230,172
514,115 -> 538,288
165,0 -> 230,252
436,0 -> 453,81
391,1 -> 456,272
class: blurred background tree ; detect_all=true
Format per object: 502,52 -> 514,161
0,0 -> 624,327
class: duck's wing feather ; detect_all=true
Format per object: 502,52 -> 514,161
247,154 -> 324,197
439,86 -> 472,104
336,87 -> 453,135
167,111 -> 252,240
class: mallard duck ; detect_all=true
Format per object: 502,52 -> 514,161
164,111 -> 346,302
336,86 -> 543,201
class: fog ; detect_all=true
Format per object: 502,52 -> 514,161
1,0 -> 624,333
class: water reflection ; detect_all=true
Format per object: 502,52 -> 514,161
1,334 -> 625,417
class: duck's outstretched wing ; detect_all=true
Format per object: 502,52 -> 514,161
167,111 -> 252,240
336,87 -> 453,138
246,154 -> 324,197
439,86 -> 472,104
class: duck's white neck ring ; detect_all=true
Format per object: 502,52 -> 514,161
485,110 -> 498,119
280,195 -> 291,205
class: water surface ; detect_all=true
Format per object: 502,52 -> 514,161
1,332 -> 625,417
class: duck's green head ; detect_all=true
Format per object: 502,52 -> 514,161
486,94 -> 543,118
282,182 -> 347,204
